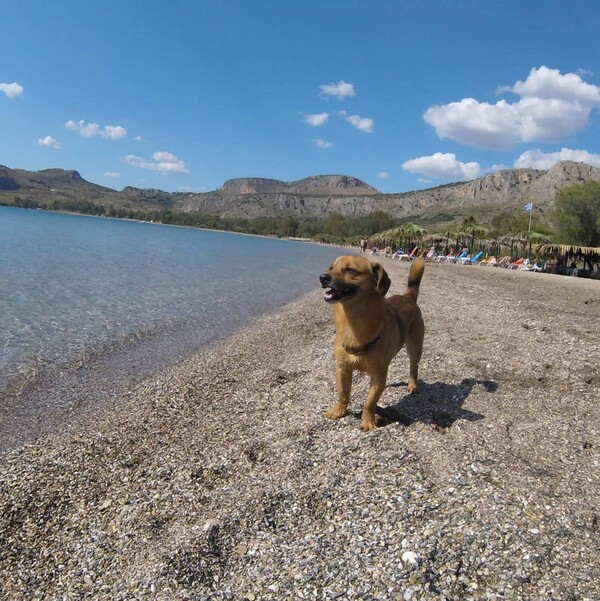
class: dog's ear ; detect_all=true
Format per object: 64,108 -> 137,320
372,263 -> 391,296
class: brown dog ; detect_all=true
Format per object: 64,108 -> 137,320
319,255 -> 425,431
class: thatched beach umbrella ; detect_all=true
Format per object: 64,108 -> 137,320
439,229 -> 462,252
400,223 -> 428,240
370,227 -> 405,247
538,243 -> 600,269
371,223 -> 427,249
499,233 -> 528,260
501,231 -> 551,260
526,232 -> 550,260
459,219 -> 489,253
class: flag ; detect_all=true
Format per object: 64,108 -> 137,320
523,202 -> 534,212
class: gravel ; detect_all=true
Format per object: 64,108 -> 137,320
1,261 -> 599,600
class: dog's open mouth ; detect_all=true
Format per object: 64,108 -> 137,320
323,283 -> 358,303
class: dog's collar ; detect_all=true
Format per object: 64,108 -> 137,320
342,333 -> 382,355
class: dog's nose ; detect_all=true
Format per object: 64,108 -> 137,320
319,273 -> 331,287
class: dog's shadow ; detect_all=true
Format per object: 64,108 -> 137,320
371,378 -> 496,430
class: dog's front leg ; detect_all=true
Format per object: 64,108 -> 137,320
324,362 -> 352,420
361,371 -> 387,432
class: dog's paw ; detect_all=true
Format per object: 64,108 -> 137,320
323,405 -> 347,420
407,381 -> 420,394
360,419 -> 377,432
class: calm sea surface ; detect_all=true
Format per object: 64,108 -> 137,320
0,206 -> 344,448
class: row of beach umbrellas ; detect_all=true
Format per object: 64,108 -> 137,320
369,224 -> 600,265
368,224 -> 560,260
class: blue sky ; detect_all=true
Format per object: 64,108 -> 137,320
2,1 -> 600,194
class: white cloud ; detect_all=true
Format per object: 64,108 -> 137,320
37,135 -> 61,149
122,151 -> 189,174
135,135 -> 144,142
178,185 -> 207,192
319,80 -> 355,100
65,120 -> 127,140
378,171 -> 390,180
577,68 -> 595,78
513,147 -> 600,169
508,66 -> 600,105
304,112 -> 329,127
103,171 -> 121,177
152,151 -> 179,162
314,138 -> 333,149
346,114 -> 374,133
424,66 -> 600,150
402,152 -> 481,180
0,82 -> 23,98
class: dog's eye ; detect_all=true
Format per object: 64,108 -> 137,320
345,267 -> 359,275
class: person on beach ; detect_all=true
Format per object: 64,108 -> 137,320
360,239 -> 367,254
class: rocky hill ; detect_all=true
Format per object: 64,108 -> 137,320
1,161 -> 599,223
0,165 -> 113,200
179,161 -> 600,220
221,175 -> 378,196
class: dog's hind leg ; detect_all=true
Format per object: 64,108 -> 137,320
324,363 -> 353,420
405,317 -> 424,394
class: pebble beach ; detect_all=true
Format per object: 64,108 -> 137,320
1,260 -> 599,600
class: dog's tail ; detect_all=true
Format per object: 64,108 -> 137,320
404,258 -> 425,302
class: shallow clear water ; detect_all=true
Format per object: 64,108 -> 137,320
0,206 -> 343,426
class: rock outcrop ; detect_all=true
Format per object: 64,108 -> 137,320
181,161 -> 600,219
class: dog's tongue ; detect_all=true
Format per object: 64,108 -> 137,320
324,288 -> 341,300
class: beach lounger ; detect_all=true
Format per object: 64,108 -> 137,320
479,256 -> 497,267
468,250 -> 484,265
425,248 -> 437,261
395,247 -> 419,261
497,256 -> 512,268
519,262 -> 542,272
450,250 -> 468,264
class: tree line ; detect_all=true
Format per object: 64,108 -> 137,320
3,179 -> 599,247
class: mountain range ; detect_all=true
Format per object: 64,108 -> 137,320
1,161 -> 599,225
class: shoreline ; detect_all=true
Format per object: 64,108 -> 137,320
0,276 -> 333,455
1,261 -> 599,599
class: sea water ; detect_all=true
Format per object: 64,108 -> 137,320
0,206 -> 344,448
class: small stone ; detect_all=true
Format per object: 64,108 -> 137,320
235,543 -> 249,555
402,551 -> 418,566
204,519 -> 220,532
